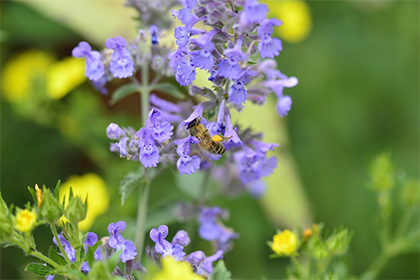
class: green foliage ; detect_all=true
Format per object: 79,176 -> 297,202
39,185 -> 64,224
25,263 -> 54,276
151,82 -> 186,99
65,187 -> 88,223
110,83 -> 141,105
369,152 -> 395,191
119,171 -> 144,205
49,246 -> 67,266
210,260 -> 232,280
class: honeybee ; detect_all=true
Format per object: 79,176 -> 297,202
187,117 -> 229,155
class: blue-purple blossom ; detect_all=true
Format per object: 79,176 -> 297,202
176,61 -> 196,86
218,39 -> 246,80
169,48 -> 188,70
223,111 -> 242,149
258,19 -> 283,59
105,36 -> 135,78
106,123 -> 125,140
150,94 -> 184,123
108,221 -> 126,249
150,25 -> 159,45
91,75 -> 108,95
72,41 -> 105,81
247,180 -> 266,198
190,29 -> 217,70
119,240 -> 137,263
146,108 -> 174,142
196,250 -> 224,276
242,0 -> 268,24
172,230 -> 190,246
150,225 -> 188,260
198,207 -> 223,240
277,95 -> 292,117
176,136 -> 201,175
136,127 -> 160,168
53,233 -> 76,262
228,80 -> 246,105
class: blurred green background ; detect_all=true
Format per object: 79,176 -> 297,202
1,1 -> 418,279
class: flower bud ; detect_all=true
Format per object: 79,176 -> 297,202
370,153 -> 394,191
400,180 -> 419,208
325,227 -> 353,256
270,229 -> 298,256
65,191 -> 88,224
15,208 -> 37,232
39,185 -> 64,224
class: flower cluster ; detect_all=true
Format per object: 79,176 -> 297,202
149,224 -> 224,278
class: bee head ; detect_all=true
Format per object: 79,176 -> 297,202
186,117 -> 201,129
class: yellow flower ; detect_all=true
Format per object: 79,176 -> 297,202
271,229 -> 298,256
1,50 -> 54,102
47,57 -> 86,99
59,173 -> 109,230
153,256 -> 204,280
263,0 -> 312,43
35,184 -> 43,208
15,209 -> 37,232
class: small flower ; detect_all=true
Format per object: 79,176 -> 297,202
172,230 -> 190,246
146,108 -> 174,142
218,39 -> 246,80
15,209 -> 36,232
136,127 -> 160,168
242,0 -> 268,24
106,123 -> 125,140
105,37 -> 135,79
228,80 -> 247,105
176,136 -> 201,175
276,95 -> 292,117
108,221 -> 126,249
150,25 -> 159,45
176,61 -> 196,86
119,240 -> 137,263
53,233 -> 76,262
196,250 -> 224,276
271,229 -> 298,256
257,19 -> 283,59
72,41 -> 105,81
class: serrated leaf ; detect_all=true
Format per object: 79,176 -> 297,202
54,180 -> 61,201
119,172 -> 143,205
27,187 -> 37,205
151,82 -> 185,99
49,246 -> 66,266
25,263 -> 54,276
210,260 -> 231,280
110,83 -> 140,105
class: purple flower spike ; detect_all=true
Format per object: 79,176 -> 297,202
257,19 -> 283,59
119,240 -> 137,263
105,36 -> 134,79
146,108 -> 174,142
108,221 -> 126,249
228,80 -> 247,105
218,39 -> 246,80
72,41 -> 105,81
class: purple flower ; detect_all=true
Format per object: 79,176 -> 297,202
169,48 -> 188,70
236,148 -> 262,184
223,111 -> 242,148
242,0 -> 268,24
84,232 -> 98,252
172,230 -> 190,246
72,41 -> 105,81
265,76 -> 298,97
257,19 -> 283,59
53,233 -> 76,262
176,61 -> 196,86
186,250 -> 205,267
115,137 -> 129,157
276,95 -> 292,117
136,127 -> 160,168
119,240 -> 137,263
198,207 -> 224,240
81,261 -> 90,273
218,39 -> 246,80
150,225 -> 178,258
247,180 -> 266,198
146,108 -> 174,142
175,26 -> 203,48
196,250 -> 224,276
150,25 -> 159,45
228,80 -> 246,105
176,136 -> 201,175
91,75 -> 108,95
105,37 -> 135,78
106,123 -> 125,140
108,221 -> 126,249
190,30 -> 218,70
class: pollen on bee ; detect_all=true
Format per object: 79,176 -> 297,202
211,135 -> 223,142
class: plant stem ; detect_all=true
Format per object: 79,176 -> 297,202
135,177 -> 151,262
31,250 -> 62,271
359,251 -> 391,280
51,224 -> 71,265
291,256 -> 303,278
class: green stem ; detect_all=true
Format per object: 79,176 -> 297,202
51,224 -> 71,265
394,208 -> 414,241
360,252 -> 391,280
134,177 -> 151,262
290,256 -> 303,278
31,250 -> 62,271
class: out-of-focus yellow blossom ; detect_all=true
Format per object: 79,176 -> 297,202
1,50 -> 54,102
35,184 -> 43,208
264,0 -> 312,43
47,57 -> 86,99
1,50 -> 86,103
59,173 -> 109,230
15,209 -> 37,232
271,229 -> 298,256
153,256 -> 204,280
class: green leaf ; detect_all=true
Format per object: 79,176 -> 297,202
54,180 -> 61,201
49,246 -> 66,266
145,195 -> 183,229
27,186 -> 37,205
86,241 -> 101,268
119,172 -> 143,205
110,83 -> 140,105
151,82 -> 185,99
25,263 -> 54,276
210,260 -> 232,280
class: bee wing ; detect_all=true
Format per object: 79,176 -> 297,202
197,145 -> 213,163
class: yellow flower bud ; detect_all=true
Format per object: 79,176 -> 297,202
271,229 -> 298,256
35,184 -> 43,208
15,209 -> 37,232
